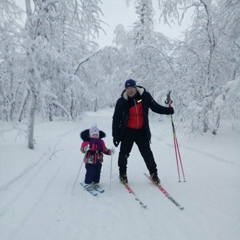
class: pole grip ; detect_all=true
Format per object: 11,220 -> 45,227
165,91 -> 173,107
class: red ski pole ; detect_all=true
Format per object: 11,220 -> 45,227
165,91 -> 186,182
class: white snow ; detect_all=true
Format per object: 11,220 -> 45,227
0,108 -> 240,240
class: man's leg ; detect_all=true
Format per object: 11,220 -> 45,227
118,128 -> 135,176
135,129 -> 157,175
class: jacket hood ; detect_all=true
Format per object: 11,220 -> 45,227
80,129 -> 106,141
121,86 -> 145,100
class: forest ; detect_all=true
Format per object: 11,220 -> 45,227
1,0 -> 239,148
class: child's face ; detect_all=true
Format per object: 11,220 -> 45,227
91,134 -> 99,138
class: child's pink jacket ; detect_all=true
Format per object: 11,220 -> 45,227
80,140 -> 111,164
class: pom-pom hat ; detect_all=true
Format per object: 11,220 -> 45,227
89,124 -> 99,137
125,79 -> 136,88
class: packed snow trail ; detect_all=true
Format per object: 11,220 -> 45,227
0,109 -> 239,240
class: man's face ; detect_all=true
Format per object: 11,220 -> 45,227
126,87 -> 137,97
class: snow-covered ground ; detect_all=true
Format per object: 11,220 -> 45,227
0,108 -> 239,240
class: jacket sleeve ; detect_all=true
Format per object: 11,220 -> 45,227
101,140 -> 112,155
147,92 -> 174,115
112,99 -> 122,139
80,141 -> 89,153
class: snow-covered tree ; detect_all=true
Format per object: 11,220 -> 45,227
0,0 -> 24,121
1,0 -> 239,145
157,0 -> 240,134
133,0 -> 154,45
112,0 -> 175,103
23,0 -> 103,149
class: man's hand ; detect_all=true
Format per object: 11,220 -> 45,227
168,107 -> 174,115
113,137 -> 119,147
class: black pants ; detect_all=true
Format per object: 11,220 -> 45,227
118,128 -> 157,175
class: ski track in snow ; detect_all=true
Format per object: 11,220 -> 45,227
152,133 -> 237,167
1,133 -> 80,239
0,125 -> 81,192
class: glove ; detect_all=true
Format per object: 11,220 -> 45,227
83,144 -> 90,152
111,147 -> 115,154
113,137 -> 119,147
168,107 -> 174,115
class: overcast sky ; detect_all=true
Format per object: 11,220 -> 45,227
16,0 -> 191,47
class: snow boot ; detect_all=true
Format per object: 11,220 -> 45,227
151,173 -> 161,185
119,174 -> 128,184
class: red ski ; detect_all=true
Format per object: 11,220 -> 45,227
144,173 -> 184,210
121,183 -> 147,209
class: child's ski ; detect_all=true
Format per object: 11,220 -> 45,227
80,183 -> 98,196
94,185 -> 105,193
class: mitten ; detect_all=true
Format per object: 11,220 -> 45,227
113,137 -> 119,147
111,147 -> 115,154
83,144 -> 90,152
168,107 -> 174,115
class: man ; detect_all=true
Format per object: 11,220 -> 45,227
112,79 -> 174,184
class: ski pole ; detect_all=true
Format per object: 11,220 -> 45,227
109,149 -> 114,191
165,91 -> 186,182
71,151 -> 86,194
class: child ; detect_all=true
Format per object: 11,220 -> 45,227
80,124 -> 114,191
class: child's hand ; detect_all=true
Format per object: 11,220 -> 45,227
111,147 -> 115,155
83,145 -> 90,152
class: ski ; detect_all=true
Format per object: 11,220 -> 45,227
80,183 -> 98,196
144,173 -> 184,210
94,186 -> 105,193
121,183 -> 147,209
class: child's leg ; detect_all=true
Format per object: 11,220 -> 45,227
85,164 -> 95,184
93,162 -> 102,184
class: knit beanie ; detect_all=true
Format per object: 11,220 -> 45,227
125,79 -> 136,88
89,124 -> 99,137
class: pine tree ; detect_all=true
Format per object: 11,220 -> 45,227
133,0 -> 154,45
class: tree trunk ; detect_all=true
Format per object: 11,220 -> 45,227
18,89 -> 30,122
27,95 -> 36,149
